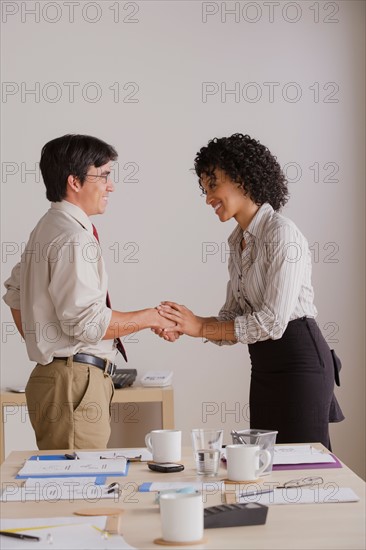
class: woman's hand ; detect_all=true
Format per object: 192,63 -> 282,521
157,302 -> 204,338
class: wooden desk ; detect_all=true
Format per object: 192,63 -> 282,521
0,386 -> 174,463
0,446 -> 365,549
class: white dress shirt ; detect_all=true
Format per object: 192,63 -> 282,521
3,201 -> 116,364
216,203 -> 318,345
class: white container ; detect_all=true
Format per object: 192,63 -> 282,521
226,444 -> 271,481
231,429 -> 278,474
159,492 -> 204,543
145,429 -> 181,463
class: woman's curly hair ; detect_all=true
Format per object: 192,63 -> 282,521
194,133 -> 289,211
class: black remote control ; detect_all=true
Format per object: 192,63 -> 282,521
204,502 -> 268,528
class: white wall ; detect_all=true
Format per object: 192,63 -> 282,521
1,1 -> 365,478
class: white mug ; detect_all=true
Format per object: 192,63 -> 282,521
159,492 -> 203,543
226,444 -> 271,481
145,429 -> 181,463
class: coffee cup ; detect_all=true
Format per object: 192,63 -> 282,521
231,429 -> 278,474
145,429 -> 181,463
158,492 -> 204,544
226,444 -> 271,481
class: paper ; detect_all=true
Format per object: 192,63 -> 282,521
76,448 -> 152,462
273,445 -> 336,465
139,481 -> 224,492
0,520 -> 135,549
24,477 -> 98,487
5,386 -> 26,393
1,478 -> 118,502
17,459 -> 127,478
238,487 -> 359,506
0,515 -> 107,530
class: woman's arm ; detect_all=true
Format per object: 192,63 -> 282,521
158,302 -> 237,342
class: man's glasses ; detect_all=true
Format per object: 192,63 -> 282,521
86,173 -> 110,183
277,476 -> 323,489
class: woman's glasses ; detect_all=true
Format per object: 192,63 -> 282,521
277,476 -> 323,489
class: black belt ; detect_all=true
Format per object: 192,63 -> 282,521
55,353 -> 117,376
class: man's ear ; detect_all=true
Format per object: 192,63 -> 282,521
67,174 -> 80,193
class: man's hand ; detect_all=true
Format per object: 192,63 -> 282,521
151,327 -> 182,342
151,308 -> 181,342
11,308 -> 24,338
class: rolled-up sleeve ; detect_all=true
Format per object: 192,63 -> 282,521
3,262 -> 21,309
48,232 -> 112,344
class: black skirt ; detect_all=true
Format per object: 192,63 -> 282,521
248,317 -> 344,450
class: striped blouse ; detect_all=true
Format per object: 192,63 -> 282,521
216,203 -> 317,345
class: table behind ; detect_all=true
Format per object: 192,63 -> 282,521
0,386 -> 174,463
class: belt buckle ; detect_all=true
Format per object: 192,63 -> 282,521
104,360 -> 116,376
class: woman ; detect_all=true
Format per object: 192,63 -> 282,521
158,133 -> 344,450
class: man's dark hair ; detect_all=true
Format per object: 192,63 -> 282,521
194,133 -> 289,211
40,134 -> 118,202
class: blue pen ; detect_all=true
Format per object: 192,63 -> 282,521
240,489 -> 274,498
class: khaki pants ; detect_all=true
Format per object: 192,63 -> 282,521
25,358 -> 115,450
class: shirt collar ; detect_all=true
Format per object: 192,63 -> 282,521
246,203 -> 274,238
51,200 -> 93,234
228,203 -> 274,245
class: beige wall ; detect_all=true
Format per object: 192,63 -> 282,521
1,1 -> 365,478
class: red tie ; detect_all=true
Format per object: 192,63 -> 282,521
92,224 -> 128,363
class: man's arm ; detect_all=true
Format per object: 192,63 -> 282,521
10,308 -> 24,338
103,308 -> 176,339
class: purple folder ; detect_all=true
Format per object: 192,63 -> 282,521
272,453 -> 342,471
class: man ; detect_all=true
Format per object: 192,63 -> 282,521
3,134 -> 175,450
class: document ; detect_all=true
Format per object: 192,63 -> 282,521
237,487 -> 359,505
1,477 -> 118,502
139,481 -> 224,492
5,386 -> 26,393
0,519 -> 135,549
17,458 -> 127,478
76,448 -> 152,462
273,445 -> 336,465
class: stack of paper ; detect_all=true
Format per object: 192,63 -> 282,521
76,448 -> 152,462
139,481 -> 224,492
273,445 -> 336,465
237,487 -> 359,506
1,478 -> 118,502
0,516 -> 135,549
17,459 -> 127,479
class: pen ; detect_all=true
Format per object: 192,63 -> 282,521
107,482 -> 120,494
99,454 -> 141,461
239,489 -> 274,498
0,531 -> 40,541
64,453 -> 78,460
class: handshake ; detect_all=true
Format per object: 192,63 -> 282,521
152,301 -> 204,342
